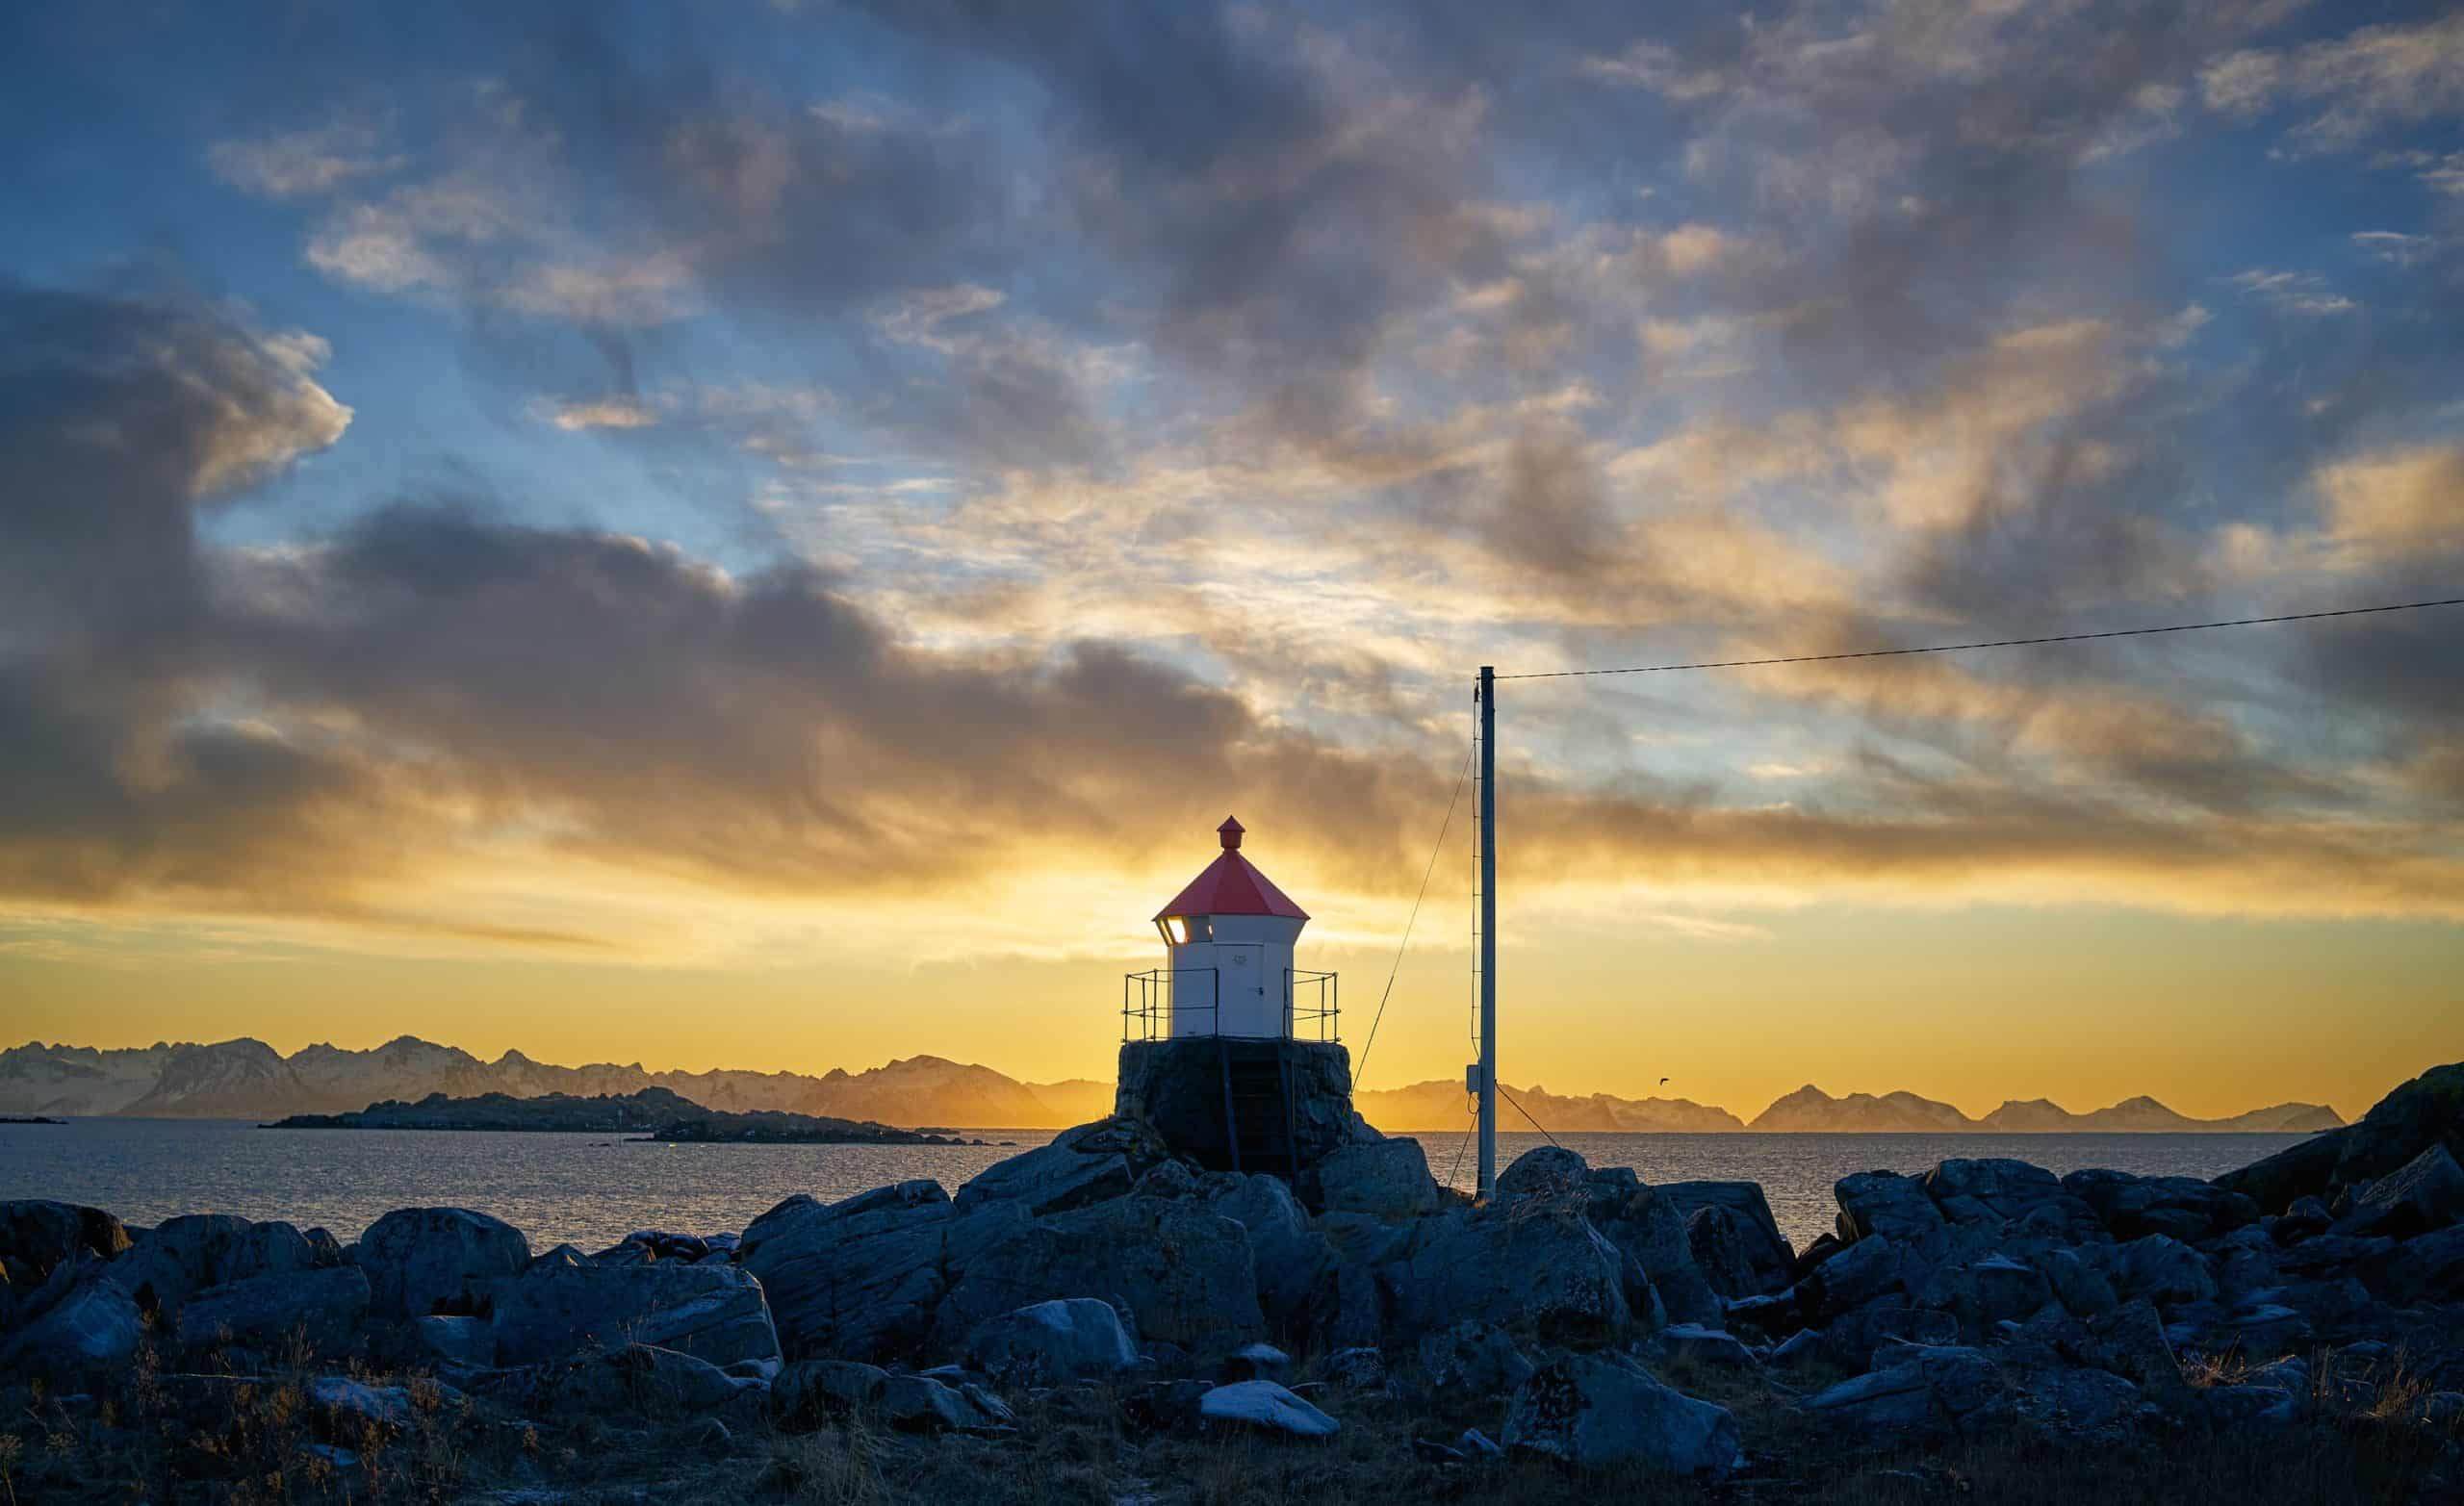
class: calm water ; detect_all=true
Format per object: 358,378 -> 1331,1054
0,1120 -> 2313,1253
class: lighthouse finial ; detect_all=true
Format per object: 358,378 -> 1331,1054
1218,815 -> 1244,850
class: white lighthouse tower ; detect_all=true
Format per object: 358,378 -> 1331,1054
1150,816 -> 1313,1038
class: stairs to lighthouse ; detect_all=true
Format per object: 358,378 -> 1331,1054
1216,1042 -> 1298,1178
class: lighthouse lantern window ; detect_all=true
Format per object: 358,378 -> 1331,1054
1160,914 -> 1211,945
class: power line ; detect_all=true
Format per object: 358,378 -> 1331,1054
1352,736 -> 1476,1092
1493,597 -> 2464,681
1498,1083 -> 1559,1148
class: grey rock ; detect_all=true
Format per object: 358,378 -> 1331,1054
176,1264 -> 369,1356
1502,1350 -> 1742,1477
1494,1146 -> 1590,1203
1802,1343 -> 2010,1442
1659,1182 -> 1795,1295
2371,1222 -> 2464,1304
936,1192 -> 1264,1351
2009,1365 -> 2141,1441
1660,1322 -> 1758,1368
2207,1383 -> 2302,1430
2065,1170 -> 2257,1242
966,1297 -> 1140,1383
556,1342 -> 765,1417
1457,1426 -> 1503,1460
1383,1196 -> 1630,1341
2272,1197 -> 2332,1243
309,1374 -> 469,1431
0,1253 -> 142,1369
1801,1233 -> 1904,1320
2338,1143 -> 2464,1238
879,1372 -> 1014,1433
775,1359 -> 888,1424
737,1181 -> 964,1363
357,1208 -> 529,1321
1222,1340 -> 1290,1382
1202,1172 -> 1329,1329
489,1260 -> 779,1368
1416,1320 -> 1533,1394
1322,1345 -> 1388,1390
954,1117 -> 1166,1219
112,1214 -> 316,1317
2210,1303 -> 2311,1357
2037,1248 -> 2118,1318
1968,1254 -> 2054,1326
0,1201 -> 131,1291
1923,1160 -> 2097,1240
1835,1171 -> 1945,1244
1199,1379 -> 1339,1438
2113,1235 -> 2218,1307
1578,1167 -> 1723,1328
1303,1138 -> 1439,1219
2081,1300 -> 2194,1414
411,1314 -> 493,1366
1683,1205 -> 1762,1301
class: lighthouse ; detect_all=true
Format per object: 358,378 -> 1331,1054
1150,816 -> 1312,1038
1117,816 -> 1352,1177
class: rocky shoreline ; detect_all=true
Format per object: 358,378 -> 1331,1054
3,1061 -> 2459,1502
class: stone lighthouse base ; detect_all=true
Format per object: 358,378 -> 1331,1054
1114,1038 -> 1367,1178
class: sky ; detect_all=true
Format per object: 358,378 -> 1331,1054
1,1 -> 2459,1122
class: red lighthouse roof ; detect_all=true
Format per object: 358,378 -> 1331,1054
1153,816 -> 1310,921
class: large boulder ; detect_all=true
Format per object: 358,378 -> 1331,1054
879,1372 -> 1015,1433
0,1200 -> 131,1294
1494,1146 -> 1590,1202
2064,1170 -> 2256,1242
1801,1342 -> 2011,1442
2079,1299 -> 2195,1414
1571,1166 -> 1722,1328
547,1342 -> 766,1417
2218,1061 -> 2464,1212
357,1208 -> 529,1321
1301,1138 -> 1439,1219
1383,1195 -> 1632,1341
1502,1350 -> 1742,1477
2338,1143 -> 2464,1238
965,1298 -> 1140,1383
1198,1379 -> 1340,1439
175,1264 -> 370,1357
490,1259 -> 780,1368
0,1253 -> 142,1370
953,1118 -> 1166,1219
1682,1205 -> 1762,1301
775,1359 -> 888,1425
936,1191 -> 1264,1351
1923,1160 -> 2100,1240
111,1214 -> 319,1317
1417,1318 -> 1535,1395
1200,1173 -> 1329,1331
1659,1183 -> 1794,1295
738,1181 -> 982,1363
2112,1235 -> 2218,1307
1835,1171 -> 1944,1244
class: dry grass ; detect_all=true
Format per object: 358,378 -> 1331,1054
4,1337 -> 2456,1505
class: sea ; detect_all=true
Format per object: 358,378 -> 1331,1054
0,1119 -> 2315,1253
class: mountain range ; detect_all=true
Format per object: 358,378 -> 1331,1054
0,1037 -> 1114,1129
0,1037 -> 2344,1133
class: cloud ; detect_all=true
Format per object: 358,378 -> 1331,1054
209,121 -> 405,198
2227,268 -> 2357,316
2200,12 -> 2464,154
2351,230 -> 2435,267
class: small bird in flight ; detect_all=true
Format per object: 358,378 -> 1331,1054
1659,1077 -> 1670,1086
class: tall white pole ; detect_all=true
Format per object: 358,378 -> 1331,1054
1477,665 -> 1498,1199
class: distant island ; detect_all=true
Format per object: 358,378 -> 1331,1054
263,1086 -> 959,1144
4,1034 -> 2345,1134
0,1113 -> 64,1125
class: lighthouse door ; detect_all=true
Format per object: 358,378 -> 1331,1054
1218,944 -> 1269,1035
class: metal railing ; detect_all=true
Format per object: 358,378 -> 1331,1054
1123,967 -> 1218,1041
1120,965 -> 1340,1042
1286,968 -> 1339,1042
